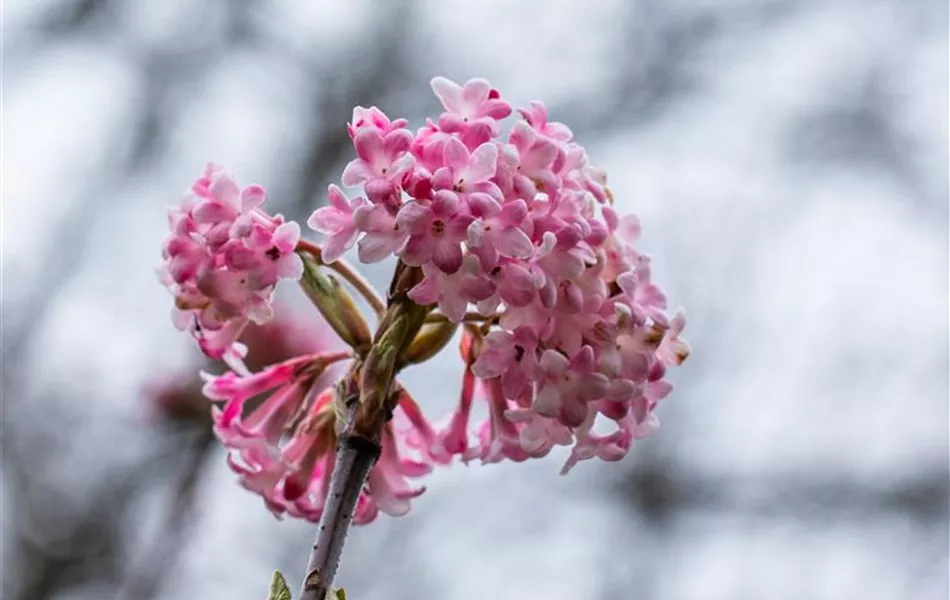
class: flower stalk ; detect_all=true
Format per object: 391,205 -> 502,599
299,264 -> 429,599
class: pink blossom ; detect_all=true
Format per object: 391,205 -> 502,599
430,76 -> 512,133
307,185 -> 367,263
430,137 -> 502,201
475,378 -> 531,464
163,76 -> 690,507
396,191 -> 473,273
519,101 -> 573,142
508,121 -> 562,199
466,196 -> 533,270
206,354 -> 437,524
472,326 -> 539,399
657,311 -> 690,366
159,166 -> 301,360
426,333 -> 480,462
353,204 -> 408,263
348,105 -> 409,138
341,125 -> 415,204
408,255 -> 495,322
534,346 -> 609,427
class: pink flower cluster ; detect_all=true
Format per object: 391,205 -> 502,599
159,76 -> 689,524
158,164 -> 303,361
310,77 -> 690,474
202,355 -> 436,523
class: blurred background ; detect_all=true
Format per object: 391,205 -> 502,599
2,0 -> 948,598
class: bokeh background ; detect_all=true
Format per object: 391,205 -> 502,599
2,1 -> 948,599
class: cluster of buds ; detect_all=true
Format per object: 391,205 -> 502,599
157,77 -> 689,525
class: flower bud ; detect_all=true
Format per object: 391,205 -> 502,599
400,321 -> 459,366
299,253 -> 372,353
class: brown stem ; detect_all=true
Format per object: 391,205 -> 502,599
297,263 -> 428,599
299,427 -> 380,600
296,239 -> 386,317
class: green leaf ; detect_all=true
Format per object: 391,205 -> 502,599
267,571 -> 292,600
331,589 -> 348,600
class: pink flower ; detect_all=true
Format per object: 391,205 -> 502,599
472,325 -> 539,399
534,346 -> 609,427
408,255 -> 495,322
206,353 -> 437,524
353,204 -> 409,263
518,101 -> 573,142
307,185 -> 367,263
426,333 -> 480,462
508,121 -> 562,199
396,191 -> 473,273
164,74 -> 690,500
347,105 -> 409,138
505,408 -> 573,458
466,196 -> 533,270
430,76 -> 512,133
430,137 -> 502,201
341,125 -> 415,204
159,165 -> 301,360
474,378 -> 531,463
559,413 -> 635,475
657,311 -> 690,366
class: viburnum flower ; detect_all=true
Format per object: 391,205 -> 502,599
158,164 -> 302,361
202,353 -> 438,523
159,76 -> 690,540
303,75 -> 690,475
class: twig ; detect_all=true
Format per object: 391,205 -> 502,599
298,265 -> 428,599
298,427 -> 380,600
296,239 -> 386,317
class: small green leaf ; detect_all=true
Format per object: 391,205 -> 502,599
267,571 -> 292,600
332,588 -> 348,600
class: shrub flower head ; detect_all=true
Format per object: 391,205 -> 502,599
159,76 -> 690,525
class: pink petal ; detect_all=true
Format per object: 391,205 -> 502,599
210,174 -> 240,207
320,228 -> 358,263
498,199 -> 528,226
273,221 -> 300,250
327,184 -> 352,213
307,206 -> 349,234
580,373 -> 609,401
459,274 -> 495,301
534,384 -> 561,416
408,274 -> 440,305
341,159 -> 374,186
461,78 -> 491,110
354,127 -> 384,163
540,349 -> 569,374
431,189 -> 460,215
430,76 -> 463,113
382,128 -> 413,157
240,185 -> 266,211
466,142 -> 498,182
395,202 -> 432,234
443,137 -> 470,171
433,241 -> 463,274
358,232 -> 399,263
276,254 -> 304,279
493,226 -> 533,258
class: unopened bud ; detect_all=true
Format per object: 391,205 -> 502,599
400,321 -> 459,366
299,253 -> 372,353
